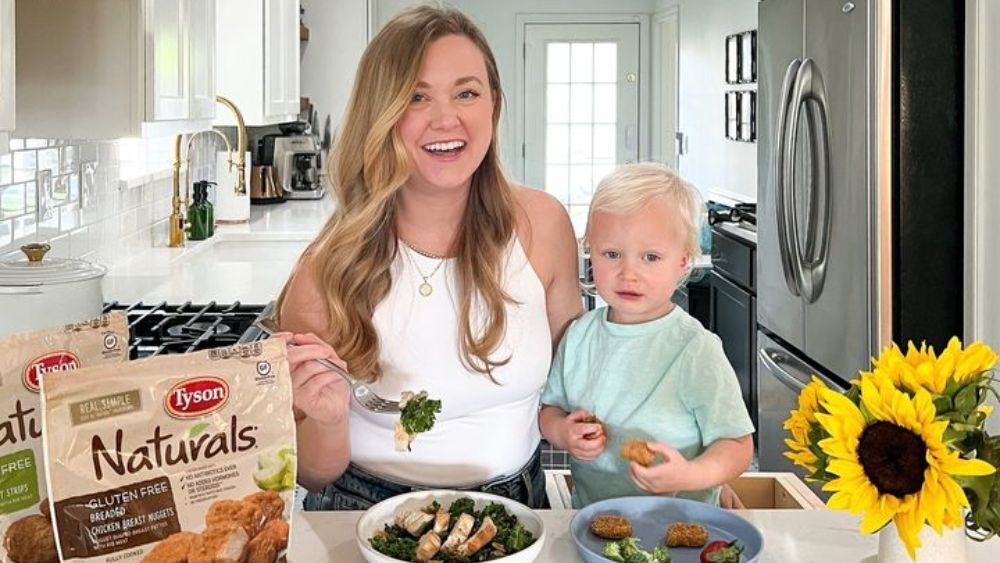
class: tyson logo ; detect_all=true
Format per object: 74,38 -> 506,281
165,377 -> 230,418
24,352 -> 80,393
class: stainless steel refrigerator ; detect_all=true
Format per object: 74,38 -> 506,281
754,0 -> 966,482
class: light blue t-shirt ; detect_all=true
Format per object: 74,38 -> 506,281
541,306 -> 755,508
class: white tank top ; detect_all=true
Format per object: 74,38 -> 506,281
349,237 -> 551,487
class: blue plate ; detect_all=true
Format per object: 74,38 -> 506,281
570,496 -> 763,562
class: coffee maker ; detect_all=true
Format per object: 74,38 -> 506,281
250,133 -> 285,204
272,122 -> 325,200
273,136 -> 325,200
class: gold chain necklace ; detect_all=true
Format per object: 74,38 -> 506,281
400,239 -> 446,296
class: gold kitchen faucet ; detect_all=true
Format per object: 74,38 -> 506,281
169,95 -> 248,247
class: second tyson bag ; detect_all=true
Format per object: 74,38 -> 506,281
41,339 -> 296,563
0,314 -> 129,563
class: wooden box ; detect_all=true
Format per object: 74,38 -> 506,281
543,470 -> 825,510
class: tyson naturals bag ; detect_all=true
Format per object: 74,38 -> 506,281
0,314 -> 129,563
41,339 -> 296,563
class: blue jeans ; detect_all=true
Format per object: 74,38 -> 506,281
303,446 -> 549,511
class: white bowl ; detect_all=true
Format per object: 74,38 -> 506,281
355,489 -> 546,563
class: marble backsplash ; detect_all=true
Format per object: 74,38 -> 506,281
0,136 -> 222,269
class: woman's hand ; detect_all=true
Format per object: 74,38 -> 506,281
275,332 -> 352,427
559,409 -> 606,462
628,441 -> 702,494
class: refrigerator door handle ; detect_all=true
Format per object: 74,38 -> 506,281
759,346 -> 811,392
784,58 -> 832,303
773,59 -> 802,297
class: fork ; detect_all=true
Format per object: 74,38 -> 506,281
255,317 -> 401,413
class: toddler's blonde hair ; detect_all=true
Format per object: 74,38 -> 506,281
585,162 -> 704,265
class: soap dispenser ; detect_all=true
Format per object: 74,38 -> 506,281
187,180 -> 215,241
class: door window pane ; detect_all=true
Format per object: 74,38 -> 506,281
569,84 -> 593,124
540,41 -> 620,237
546,84 -> 570,123
593,125 -> 616,163
547,43 -> 570,82
569,165 -> 593,204
570,43 -> 594,82
546,124 -> 570,164
593,84 -> 616,124
545,165 -> 570,204
569,124 -> 593,164
594,43 -> 617,82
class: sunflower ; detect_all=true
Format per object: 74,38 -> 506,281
815,376 -> 996,560
861,338 -> 998,395
783,376 -> 829,475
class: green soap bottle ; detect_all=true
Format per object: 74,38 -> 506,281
186,181 -> 214,241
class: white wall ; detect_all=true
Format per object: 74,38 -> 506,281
657,0 -> 757,202
373,0 -> 658,182
300,0 -> 368,150
966,0 -> 1000,435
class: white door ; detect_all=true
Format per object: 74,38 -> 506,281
264,0 -> 299,118
524,23 -> 640,235
146,0 -> 189,121
188,0 -> 216,120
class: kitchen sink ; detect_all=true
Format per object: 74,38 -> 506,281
189,238 -> 310,262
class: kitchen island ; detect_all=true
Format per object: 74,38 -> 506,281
288,509 -> 999,562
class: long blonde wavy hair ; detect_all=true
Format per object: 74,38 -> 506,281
277,6 -> 517,382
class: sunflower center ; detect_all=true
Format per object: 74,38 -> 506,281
856,421 -> 929,497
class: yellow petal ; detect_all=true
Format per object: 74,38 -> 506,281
893,510 -> 924,561
860,496 -> 898,534
820,390 -> 866,428
939,456 -> 995,477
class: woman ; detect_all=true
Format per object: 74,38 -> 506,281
276,5 -> 582,510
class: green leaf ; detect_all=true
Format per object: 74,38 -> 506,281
189,422 -> 210,438
933,394 -> 954,416
955,384 -> 980,414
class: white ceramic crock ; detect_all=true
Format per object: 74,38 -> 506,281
0,243 -> 107,338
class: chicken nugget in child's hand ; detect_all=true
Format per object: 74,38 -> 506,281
620,438 -> 656,467
580,414 -> 605,440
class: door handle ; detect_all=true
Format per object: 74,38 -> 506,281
774,59 -> 802,296
759,347 -> 811,392
625,125 -> 637,151
786,58 -> 832,303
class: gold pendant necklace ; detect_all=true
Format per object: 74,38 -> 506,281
401,240 -> 445,297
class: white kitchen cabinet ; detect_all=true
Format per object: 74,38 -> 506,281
189,0 -> 218,120
216,0 -> 300,126
15,0 -> 216,139
0,0 -> 14,154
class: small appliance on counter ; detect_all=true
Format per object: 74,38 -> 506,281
250,133 -> 286,204
273,122 -> 326,200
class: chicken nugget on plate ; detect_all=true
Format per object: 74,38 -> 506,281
620,438 -> 655,467
589,515 -> 633,540
665,521 -> 708,547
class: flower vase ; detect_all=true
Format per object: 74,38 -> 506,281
877,522 -> 968,563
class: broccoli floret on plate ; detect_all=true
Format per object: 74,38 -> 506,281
603,537 -> 671,563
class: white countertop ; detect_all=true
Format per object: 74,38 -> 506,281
103,197 -> 335,304
288,509 -> 999,562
